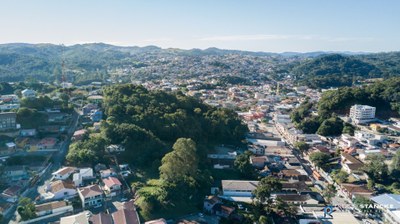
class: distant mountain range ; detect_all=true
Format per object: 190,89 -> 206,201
0,43 -> 398,87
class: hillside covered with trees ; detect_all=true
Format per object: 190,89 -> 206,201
66,84 -> 248,219
291,78 -> 400,137
292,53 -> 400,88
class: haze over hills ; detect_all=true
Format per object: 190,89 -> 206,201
0,43 -> 399,88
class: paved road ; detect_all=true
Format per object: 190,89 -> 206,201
6,110 -> 80,224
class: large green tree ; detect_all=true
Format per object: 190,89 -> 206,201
363,154 -> 388,183
17,197 -> 36,221
159,138 -> 198,181
234,151 -> 255,178
309,152 -> 331,170
317,116 -> 344,136
253,176 -> 282,204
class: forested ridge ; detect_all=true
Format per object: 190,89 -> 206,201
292,53 -> 400,88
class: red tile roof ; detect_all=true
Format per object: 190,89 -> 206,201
102,177 -> 122,188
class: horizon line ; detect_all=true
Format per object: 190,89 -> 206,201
0,41 -> 395,54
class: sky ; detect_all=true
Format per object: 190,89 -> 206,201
0,0 -> 399,52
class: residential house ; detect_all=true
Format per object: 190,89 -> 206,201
106,144 -> 125,153
371,194 -> 400,224
276,194 -> 322,205
3,166 -> 28,181
221,180 -> 259,202
250,156 -> 267,169
100,168 -> 117,179
284,157 -> 302,169
73,173 -> 83,187
279,169 -> 311,183
102,177 -> 122,195
340,183 -> 374,200
1,185 -> 21,202
60,211 -> 90,224
52,167 -> 76,180
90,212 -> 113,224
280,182 -> 311,194
35,201 -> 73,217
80,167 -> 94,180
78,184 -> 104,208
43,180 -> 77,200
87,95 -> 103,104
72,129 -> 87,141
213,204 -> 235,218
82,104 -> 98,115
204,195 -> 222,213
37,137 -> 58,151
21,89 -> 36,98
47,112 -> 69,124
111,200 -> 140,224
0,94 -> 20,111
341,153 -> 364,174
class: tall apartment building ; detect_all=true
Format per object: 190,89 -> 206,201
0,112 -> 17,131
349,104 -> 376,124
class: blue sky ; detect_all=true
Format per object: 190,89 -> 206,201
0,0 -> 399,52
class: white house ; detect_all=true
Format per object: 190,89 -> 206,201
102,177 -> 122,195
78,184 -> 104,208
73,173 -> 82,187
42,180 -> 77,200
21,89 -> 36,98
79,167 -> 94,179
106,144 -> 125,153
100,168 -> 117,179
221,180 -> 259,202
35,201 -> 73,217
52,167 -> 76,180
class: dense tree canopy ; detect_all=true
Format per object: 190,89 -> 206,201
16,107 -> 48,129
66,136 -> 106,165
316,116 -> 344,136
253,176 -> 282,204
318,77 -> 400,117
159,138 -> 198,181
309,152 -> 331,170
362,154 -> 389,183
103,84 -> 248,145
234,150 -> 256,178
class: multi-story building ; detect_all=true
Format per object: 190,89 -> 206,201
78,184 -> 104,208
0,112 -> 17,131
350,104 -> 376,124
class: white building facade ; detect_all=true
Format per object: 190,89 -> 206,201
350,104 -> 376,124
